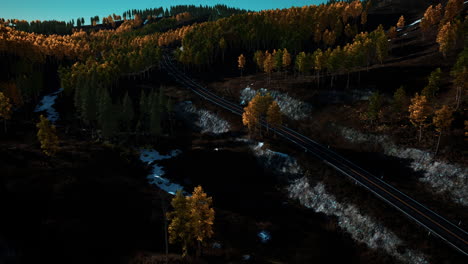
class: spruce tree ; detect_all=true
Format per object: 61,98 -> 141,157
121,92 -> 134,132
99,89 -> 117,139
0,92 -> 12,132
36,115 -> 59,156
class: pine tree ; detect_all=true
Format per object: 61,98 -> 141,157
263,52 -> 275,84
36,115 -> 59,156
99,89 -> 117,139
422,68 -> 442,100
167,190 -> 193,257
273,49 -> 283,71
0,92 -> 12,132
392,86 -> 407,113
432,105 -> 453,155
451,48 -> 467,109
266,101 -> 282,132
282,48 -> 291,72
219,38 -> 226,63
397,15 -> 405,29
121,92 -> 134,132
295,52 -> 307,75
149,91 -> 161,137
409,93 -> 431,142
253,50 -> 265,72
187,186 -> 214,257
367,91 -> 383,122
238,54 -> 246,76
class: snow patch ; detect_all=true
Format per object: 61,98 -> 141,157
339,126 -> 468,206
240,87 -> 312,121
178,101 -> 230,134
288,178 -> 429,264
258,230 -> 271,243
251,142 -> 302,176
250,140 -> 428,263
409,19 -> 421,27
139,149 -> 185,195
35,88 -> 63,123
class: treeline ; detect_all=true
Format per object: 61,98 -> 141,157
122,4 -> 249,22
176,0 -> 369,67
0,25 -> 91,104
245,25 -> 387,88
0,18 -> 75,35
71,79 -> 173,140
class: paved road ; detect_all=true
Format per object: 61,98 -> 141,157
160,53 -> 468,256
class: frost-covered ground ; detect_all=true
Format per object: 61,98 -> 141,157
139,149 -> 185,195
240,87 -> 312,120
34,88 -> 63,123
177,101 -> 230,134
339,126 -> 468,206
288,178 -> 429,264
249,141 -> 428,263
251,142 -> 303,176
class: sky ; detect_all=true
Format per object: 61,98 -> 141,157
1,0 -> 326,23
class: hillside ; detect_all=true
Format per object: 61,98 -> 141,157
0,0 -> 467,263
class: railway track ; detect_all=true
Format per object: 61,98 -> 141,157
160,53 -> 468,257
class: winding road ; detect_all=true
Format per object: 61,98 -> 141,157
160,52 -> 468,257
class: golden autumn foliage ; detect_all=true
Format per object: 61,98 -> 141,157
175,12 -> 192,23
167,190 -> 192,257
238,54 -> 245,69
433,105 -> 453,133
433,105 -> 454,154
36,115 -> 59,156
282,48 -> 291,69
465,121 -> 468,141
243,93 -> 274,134
263,52 -> 275,75
421,4 -> 443,32
187,186 -> 215,246
0,25 -> 91,62
167,186 -> 214,257
443,0 -> 463,22
157,24 -> 196,47
396,15 -> 405,29
0,82 -> 22,106
387,26 -> 397,39
436,21 -> 458,56
0,91 -> 12,122
409,93 -> 431,142
267,101 -> 282,129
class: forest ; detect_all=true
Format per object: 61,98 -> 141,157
0,0 -> 467,263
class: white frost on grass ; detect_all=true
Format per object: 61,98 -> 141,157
139,149 -> 184,195
288,178 -> 429,264
250,141 -> 427,263
178,101 -> 230,134
240,87 -> 312,121
34,88 -> 63,123
339,126 -> 468,206
251,142 -> 302,176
